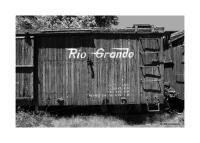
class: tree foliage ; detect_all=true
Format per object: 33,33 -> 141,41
16,16 -> 119,31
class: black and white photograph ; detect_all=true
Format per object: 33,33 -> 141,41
15,15 -> 184,127
2,0 -> 200,143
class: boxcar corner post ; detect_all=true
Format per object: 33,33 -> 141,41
136,37 -> 142,112
33,36 -> 39,112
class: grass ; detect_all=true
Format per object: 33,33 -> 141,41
52,115 -> 129,127
16,111 -> 54,127
16,110 -> 184,127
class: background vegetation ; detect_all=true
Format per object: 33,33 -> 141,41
16,16 -> 119,32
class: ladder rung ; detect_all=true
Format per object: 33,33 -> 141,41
147,103 -> 160,112
140,51 -> 159,54
141,79 -> 161,82
140,92 -> 163,95
140,65 -> 160,68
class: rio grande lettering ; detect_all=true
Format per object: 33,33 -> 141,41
67,48 -> 134,59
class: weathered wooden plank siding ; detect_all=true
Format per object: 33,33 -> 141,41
173,45 -> 184,99
16,71 -> 33,98
37,34 -> 139,106
16,33 -> 168,106
16,37 -> 34,99
16,37 -> 34,65
164,42 -> 184,100
139,38 -> 164,104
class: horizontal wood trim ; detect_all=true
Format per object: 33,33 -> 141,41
16,97 -> 33,99
16,65 -> 34,68
16,36 -> 34,39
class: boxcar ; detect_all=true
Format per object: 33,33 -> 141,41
163,31 -> 184,100
16,25 -> 180,112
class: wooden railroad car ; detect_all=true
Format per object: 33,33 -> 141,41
16,25 -> 183,112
